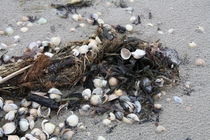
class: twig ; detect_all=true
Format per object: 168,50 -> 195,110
0,65 -> 32,84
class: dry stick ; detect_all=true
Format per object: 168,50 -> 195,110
0,64 -> 32,84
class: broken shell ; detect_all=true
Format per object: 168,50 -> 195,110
97,18 -> 104,25
102,119 -> 111,126
77,123 -> 87,130
20,99 -> 31,107
108,77 -> 119,87
82,89 -> 92,100
72,14 -> 83,21
29,108 -> 38,117
155,125 -> 166,133
195,58 -> 205,66
155,78 -> 164,87
72,48 -> 80,56
90,95 -> 102,105
98,136 -> 106,140
5,110 -> 17,121
19,118 -> 29,132
26,116 -> 35,130
122,117 -> 133,124
127,113 -> 140,122
188,42 -> 197,48
62,129 -> 74,140
69,28 -> 76,32
58,123 -> 65,129
120,48 -> 131,60
131,49 -> 146,59
3,54 -> 11,63
79,23 -> 86,28
92,88 -> 103,96
2,122 -> 16,135
50,37 -> 61,46
130,16 -> 137,23
88,39 -> 98,49
37,106 -> 51,118
20,27 -> 29,32
5,100 -> 14,104
79,104 -> 91,116
154,104 -> 162,109
37,17 -> 48,24
153,93 -> 162,100
32,102 -> 40,109
8,135 -> 20,140
108,112 -> 116,121
3,103 -> 18,112
66,112 -> 79,127
93,78 -> 107,88
114,89 -> 124,96
14,35 -> 20,42
42,120 -> 56,135
31,128 -> 48,140
95,36 -> 102,44
125,24 -> 133,31
78,45 -> 89,54
53,127 -> 60,135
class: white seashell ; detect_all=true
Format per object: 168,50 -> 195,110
0,128 -> 3,137
19,118 -> 29,132
77,122 -> 86,130
44,52 -> 54,58
134,101 -> 141,113
50,37 -> 61,46
62,129 -> 74,140
108,77 -> 119,87
90,95 -> 102,105
20,27 -> 29,32
98,136 -> 106,140
48,88 -> 62,95
122,117 -> 133,124
37,106 -> 51,118
0,43 -> 8,50
147,23 -> 154,27
114,89 -> 123,96
90,13 -> 99,20
26,117 -> 35,130
42,120 -> 56,135
37,17 -> 48,24
102,119 -> 111,126
5,100 -> 14,104
3,54 -> 11,63
79,23 -> 86,28
49,94 -> 62,102
53,126 -> 60,135
3,103 -> 18,112
157,30 -> 164,34
29,108 -> 38,117
108,112 -> 116,121
5,27 -> 14,35
5,110 -> 17,121
72,14 -> 83,21
14,35 -> 20,42
86,18 -> 94,24
120,48 -> 131,60
132,49 -> 146,59
66,113 -> 79,127
130,16 -> 137,23
92,88 -> 103,96
78,45 -> 89,54
93,78 -> 107,88
195,26 -> 205,33
72,48 -> 80,56
173,96 -> 182,104
69,28 -> 76,32
168,28 -> 175,34
88,39 -> 97,49
32,102 -> 40,109
188,42 -> 197,48
25,133 -> 39,140
97,18 -> 104,25
20,137 -> 27,140
127,113 -> 140,122
20,99 -> 31,107
125,24 -> 133,32
27,22 -> 33,27
154,104 -> 162,109
0,97 -> 3,109
195,58 -> 205,66
8,135 -> 20,140
58,123 -> 65,129
21,16 -> 29,22
2,122 -> 16,135
155,125 -> 166,133
0,30 -> 5,35
82,89 -> 92,100
95,36 -> 102,44
17,21 -> 24,26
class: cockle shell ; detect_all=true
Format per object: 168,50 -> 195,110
120,48 -> 131,60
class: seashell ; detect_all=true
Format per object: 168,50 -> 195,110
79,23 -> 86,28
195,58 -> 205,66
88,39 -> 97,49
125,24 -> 133,32
188,42 -> 197,48
155,125 -> 166,133
147,23 -> 154,27
92,88 -> 103,96
37,17 -> 48,24
20,99 -> 31,107
157,30 -> 164,34
121,101 -> 134,112
72,48 -> 80,56
20,137 -> 27,140
14,35 -> 20,42
66,112 -> 79,127
108,94 -> 119,101
20,27 -> 29,32
0,97 -> 3,109
122,117 -> 133,124
98,136 -> 106,140
108,77 -> 118,87
114,111 -> 124,120
58,123 -> 65,129
5,100 -> 14,104
50,37 -> 61,46
49,94 -> 62,102
90,13 -> 99,20
2,122 -> 16,135
90,95 -> 102,105
42,120 -> 56,135
79,104 -> 91,116
130,16 -> 137,23
72,14 -> 83,21
25,133 -> 39,140
19,118 -> 29,132
95,36 -> 102,44
120,48 -> 131,60
134,101 -> 141,113
0,43 -> 7,50
37,106 -> 51,118
16,21 -> 24,26
69,28 -> 76,32
53,127 -> 60,135
3,54 -> 11,63
29,108 -> 38,117
97,18 -> 104,25
44,52 -> 54,58
5,27 -> 14,35
173,96 -> 182,104
49,135 -> 59,140
21,16 -> 29,22
155,78 -> 164,87
78,45 -> 89,54
0,30 -> 5,35
93,78 -> 107,88
0,128 -> 3,137
26,116 -> 35,130
32,102 -> 40,109
114,89 -> 124,96
62,129 -> 74,140
3,103 -> 18,112
82,89 -> 92,100
195,26 -> 205,33
86,18 -> 94,24
154,104 -> 162,109
31,91 -> 47,97
131,49 -> 146,59
108,112 -> 116,121
168,28 -> 175,34
153,93 -> 162,100
102,119 -> 111,126
127,113 -> 140,122
27,22 -> 33,27
5,110 -> 17,121
8,135 -> 20,140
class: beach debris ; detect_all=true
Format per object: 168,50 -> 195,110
155,125 -> 166,133
168,28 -> 175,34
195,58 -> 205,66
173,96 -> 182,104
195,26 -> 205,33
21,16 -> 29,22
147,23 -> 154,27
188,42 -> 197,48
5,26 -> 14,35
125,24 -> 133,31
50,37 -> 61,46
37,17 -> 48,24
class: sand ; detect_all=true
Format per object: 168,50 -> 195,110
0,0 -> 210,139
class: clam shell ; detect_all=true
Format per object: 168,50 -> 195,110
5,110 -> 17,121
155,125 -> 166,133
90,95 -> 102,105
62,129 -> 74,140
127,113 -> 140,122
120,48 -> 131,60
42,120 -> 56,135
19,118 -> 29,132
37,106 -> 51,118
108,112 -> 116,121
8,135 -> 20,140
48,88 -> 62,95
131,49 -> 146,59
20,99 -> 31,107
3,103 -> 18,112
29,108 -> 38,117
18,107 -> 28,116
50,37 -> 61,46
82,89 -> 92,100
66,113 -> 79,127
2,122 -> 16,135
78,45 -> 89,54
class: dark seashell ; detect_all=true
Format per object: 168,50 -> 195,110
114,111 -> 124,120
160,47 -> 181,66
115,25 -> 126,33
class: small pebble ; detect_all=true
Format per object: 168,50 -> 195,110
154,104 -> 162,109
97,18 -> 104,25
72,14 -> 83,21
14,35 -> 20,42
195,58 -> 205,66
5,27 -> 14,35
20,27 -> 29,32
129,16 -> 137,23
98,136 -> 106,140
50,37 -> 61,46
188,42 -> 197,48
125,24 -> 133,31
155,125 -> 166,133
37,17 -> 48,24
0,30 -> 5,35
79,23 -> 86,28
173,96 -> 182,104
168,28 -> 175,34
